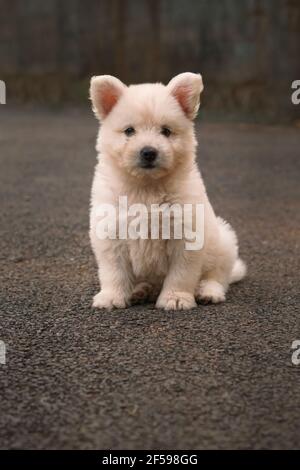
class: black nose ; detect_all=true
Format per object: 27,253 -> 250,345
140,146 -> 158,164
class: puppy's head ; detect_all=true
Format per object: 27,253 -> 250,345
90,73 -> 203,179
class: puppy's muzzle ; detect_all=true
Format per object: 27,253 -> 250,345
139,146 -> 158,169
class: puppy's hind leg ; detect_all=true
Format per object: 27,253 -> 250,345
196,218 -> 245,304
196,279 -> 226,304
131,282 -> 153,304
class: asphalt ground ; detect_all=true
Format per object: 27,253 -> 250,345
0,107 -> 299,449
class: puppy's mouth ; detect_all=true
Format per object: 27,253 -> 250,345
131,161 -> 169,179
139,161 -> 157,170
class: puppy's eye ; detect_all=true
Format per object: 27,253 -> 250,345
124,127 -> 135,137
161,126 -> 171,137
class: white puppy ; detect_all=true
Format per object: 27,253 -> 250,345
89,73 -> 246,310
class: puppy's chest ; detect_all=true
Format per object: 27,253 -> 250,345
119,191 -> 180,241
129,238 -> 168,281
124,191 -> 173,280
125,190 -> 171,208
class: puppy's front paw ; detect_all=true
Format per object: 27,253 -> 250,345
156,291 -> 196,311
92,290 -> 129,310
195,280 -> 226,304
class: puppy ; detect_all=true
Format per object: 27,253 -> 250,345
89,73 -> 246,310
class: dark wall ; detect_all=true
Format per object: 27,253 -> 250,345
0,0 -> 299,121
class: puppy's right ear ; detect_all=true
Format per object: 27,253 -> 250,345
90,75 -> 126,120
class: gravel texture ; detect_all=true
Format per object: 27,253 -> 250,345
0,107 -> 299,449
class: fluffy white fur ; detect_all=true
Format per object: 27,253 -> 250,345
89,72 -> 246,310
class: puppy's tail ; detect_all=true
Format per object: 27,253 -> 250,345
230,258 -> 247,284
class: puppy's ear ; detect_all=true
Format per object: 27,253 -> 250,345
90,75 -> 126,120
167,72 -> 204,120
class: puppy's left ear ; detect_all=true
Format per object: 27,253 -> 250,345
90,75 -> 126,120
167,72 -> 204,120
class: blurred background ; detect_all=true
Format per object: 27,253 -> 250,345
0,0 -> 299,122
